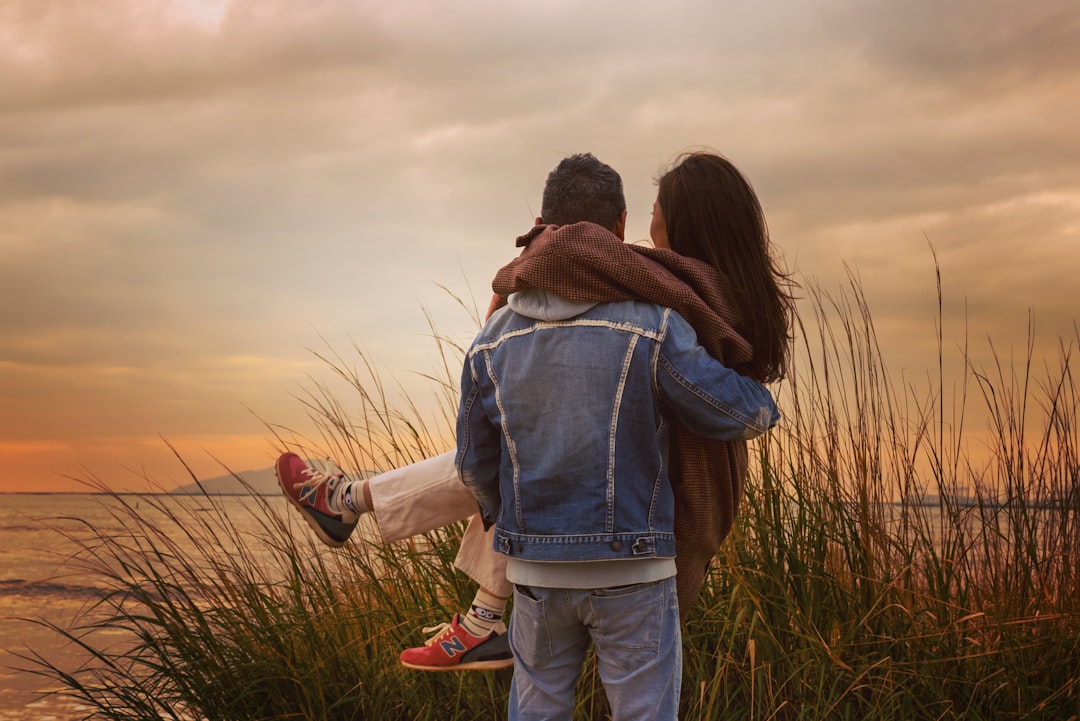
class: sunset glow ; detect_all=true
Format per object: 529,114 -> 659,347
2,0 -> 1077,492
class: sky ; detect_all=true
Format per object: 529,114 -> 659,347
1,0 -> 1078,493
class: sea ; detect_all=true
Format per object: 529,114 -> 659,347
0,493 -> 298,721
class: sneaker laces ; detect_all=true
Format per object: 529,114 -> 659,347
419,617 -> 502,644
420,622 -> 454,645
296,463 -> 349,513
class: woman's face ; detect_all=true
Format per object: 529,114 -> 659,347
650,198 -> 670,249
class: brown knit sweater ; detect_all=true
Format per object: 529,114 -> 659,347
492,222 -> 759,619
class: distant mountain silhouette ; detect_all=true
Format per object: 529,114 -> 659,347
170,462 -> 378,495
170,466 -> 278,496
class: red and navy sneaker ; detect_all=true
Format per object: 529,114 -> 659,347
399,613 -> 514,671
275,452 -> 359,547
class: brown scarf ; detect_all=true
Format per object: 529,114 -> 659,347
492,222 -> 756,619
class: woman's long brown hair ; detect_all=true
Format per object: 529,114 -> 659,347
657,151 -> 794,383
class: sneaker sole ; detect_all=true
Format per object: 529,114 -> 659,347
400,657 -> 514,672
275,461 -> 349,548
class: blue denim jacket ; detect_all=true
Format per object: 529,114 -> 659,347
456,290 -> 779,563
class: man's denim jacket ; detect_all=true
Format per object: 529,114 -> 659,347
456,290 -> 779,564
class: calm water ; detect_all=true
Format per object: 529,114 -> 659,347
3,493 -> 1060,719
0,493 -> 298,721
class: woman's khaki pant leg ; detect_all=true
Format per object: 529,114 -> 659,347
366,450 -> 476,542
366,449 -> 511,597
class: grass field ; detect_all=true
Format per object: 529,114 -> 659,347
22,276 -> 1079,720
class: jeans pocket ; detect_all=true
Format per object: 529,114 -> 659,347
590,581 -> 666,670
511,585 -> 552,659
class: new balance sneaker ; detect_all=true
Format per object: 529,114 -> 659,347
275,452 -> 359,547
399,613 -> 514,671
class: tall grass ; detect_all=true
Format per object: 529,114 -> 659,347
19,480 -> 509,720
681,273 -> 1079,721
20,275 -> 1079,720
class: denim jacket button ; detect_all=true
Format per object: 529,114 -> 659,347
610,540 -> 623,552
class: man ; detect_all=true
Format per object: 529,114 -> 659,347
277,154 -> 630,670
455,155 -> 779,719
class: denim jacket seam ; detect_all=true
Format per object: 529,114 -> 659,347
656,355 -> 767,434
484,348 -> 526,533
475,316 -> 664,354
607,335 -> 639,533
652,309 -> 669,531
458,355 -> 497,524
455,358 -> 477,478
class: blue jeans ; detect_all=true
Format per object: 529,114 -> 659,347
508,577 -> 681,721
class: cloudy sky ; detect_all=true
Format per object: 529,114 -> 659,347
2,0 -> 1077,493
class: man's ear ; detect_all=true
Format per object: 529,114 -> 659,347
535,216 -> 544,226
613,210 -> 627,240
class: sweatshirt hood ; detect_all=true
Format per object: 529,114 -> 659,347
507,288 -> 598,321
